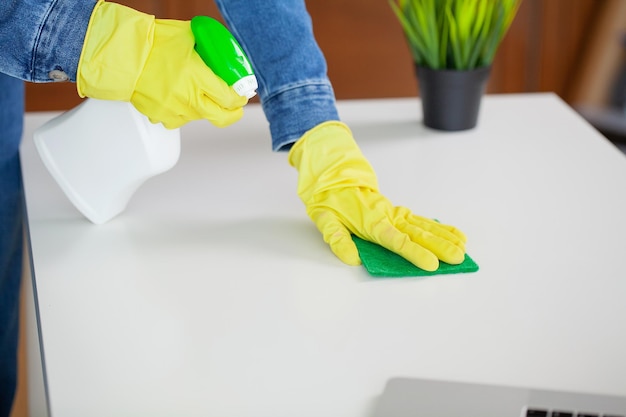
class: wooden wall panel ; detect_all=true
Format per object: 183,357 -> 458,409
567,0 -> 626,106
307,0 -> 418,99
536,0 -> 599,95
487,0 -> 538,94
25,0 -> 604,111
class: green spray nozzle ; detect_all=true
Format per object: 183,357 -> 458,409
190,16 -> 258,98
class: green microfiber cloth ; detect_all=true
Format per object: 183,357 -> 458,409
352,235 -> 479,278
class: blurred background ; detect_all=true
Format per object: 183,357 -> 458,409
25,0 -> 626,142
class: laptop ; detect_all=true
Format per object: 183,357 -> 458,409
372,377 -> 626,417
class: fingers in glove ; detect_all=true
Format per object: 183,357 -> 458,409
399,223 -> 466,265
400,210 -> 468,249
429,221 -> 468,245
191,53 -> 249,111
373,224 -> 441,271
195,97 -> 244,128
312,210 -> 362,266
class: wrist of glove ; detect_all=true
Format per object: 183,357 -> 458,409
288,121 -> 467,271
77,0 -> 247,129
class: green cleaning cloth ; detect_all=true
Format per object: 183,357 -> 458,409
352,235 -> 479,278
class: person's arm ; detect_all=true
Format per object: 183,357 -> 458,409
215,0 -> 468,270
213,0 -> 339,151
0,0 -> 96,82
0,0 -> 246,128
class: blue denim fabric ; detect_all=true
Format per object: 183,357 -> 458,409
0,0 -> 97,82
214,0 -> 340,150
0,73 -> 24,417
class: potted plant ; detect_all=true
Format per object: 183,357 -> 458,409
389,0 -> 522,130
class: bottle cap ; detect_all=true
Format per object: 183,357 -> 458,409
232,75 -> 258,99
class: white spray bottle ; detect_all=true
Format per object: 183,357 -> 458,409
33,16 -> 257,224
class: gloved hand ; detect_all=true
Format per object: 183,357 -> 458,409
77,0 -> 247,129
288,121 -> 467,271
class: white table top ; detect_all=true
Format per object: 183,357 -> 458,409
21,94 -> 626,417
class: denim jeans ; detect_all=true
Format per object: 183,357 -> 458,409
0,72 -> 24,417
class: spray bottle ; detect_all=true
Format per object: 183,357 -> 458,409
33,17 -> 257,224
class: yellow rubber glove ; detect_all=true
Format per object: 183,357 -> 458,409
77,0 -> 247,129
288,121 -> 468,271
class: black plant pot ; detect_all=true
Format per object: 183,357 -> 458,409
416,65 -> 491,131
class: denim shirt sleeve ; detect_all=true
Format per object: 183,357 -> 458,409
214,0 -> 341,151
0,0 -> 97,83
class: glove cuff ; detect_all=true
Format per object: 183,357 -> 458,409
77,0 -> 154,101
288,121 -> 379,201
288,121 -> 353,169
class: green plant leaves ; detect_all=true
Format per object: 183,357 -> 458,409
389,0 -> 522,70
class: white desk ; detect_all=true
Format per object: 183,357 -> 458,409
21,94 -> 626,417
